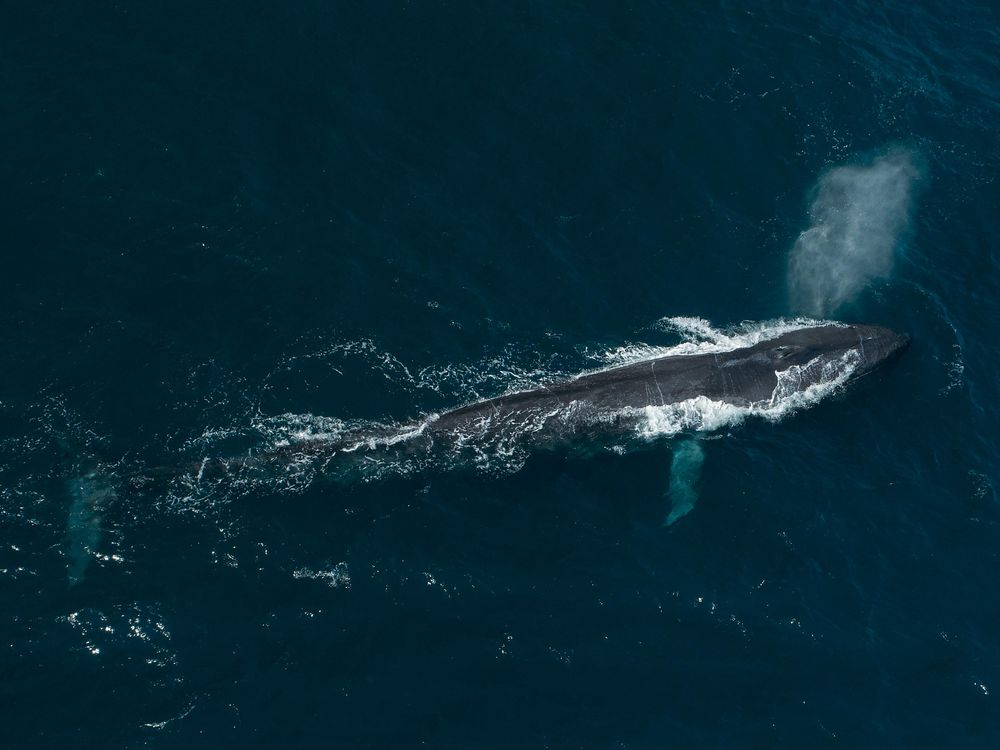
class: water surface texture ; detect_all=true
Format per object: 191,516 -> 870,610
2,2 -> 999,747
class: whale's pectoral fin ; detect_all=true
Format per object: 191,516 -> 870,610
665,438 -> 704,526
66,466 -> 116,587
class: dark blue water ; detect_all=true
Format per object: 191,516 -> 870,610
3,2 -> 999,747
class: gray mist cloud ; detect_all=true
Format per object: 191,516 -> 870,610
788,149 -> 919,316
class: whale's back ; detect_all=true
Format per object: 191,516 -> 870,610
431,347 -> 779,433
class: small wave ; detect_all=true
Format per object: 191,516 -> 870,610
268,335 -> 578,407
60,603 -> 175,662
292,562 -> 351,588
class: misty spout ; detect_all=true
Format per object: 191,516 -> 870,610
788,150 -> 920,316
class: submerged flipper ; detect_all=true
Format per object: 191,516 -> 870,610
66,468 -> 116,586
665,438 -> 704,526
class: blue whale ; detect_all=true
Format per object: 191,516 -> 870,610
73,322 -> 907,584
428,323 -> 908,434
254,321 -> 910,467
129,322 -> 908,487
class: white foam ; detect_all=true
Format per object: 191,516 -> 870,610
632,349 -> 861,440
593,317 -> 835,367
292,562 -> 351,588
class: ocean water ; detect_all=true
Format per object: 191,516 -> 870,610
2,1 -> 999,747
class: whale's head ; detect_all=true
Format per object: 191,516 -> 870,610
759,323 -> 909,391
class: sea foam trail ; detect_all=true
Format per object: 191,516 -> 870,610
788,149 -> 919,316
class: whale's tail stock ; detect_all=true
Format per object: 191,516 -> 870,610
124,417 -> 432,494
